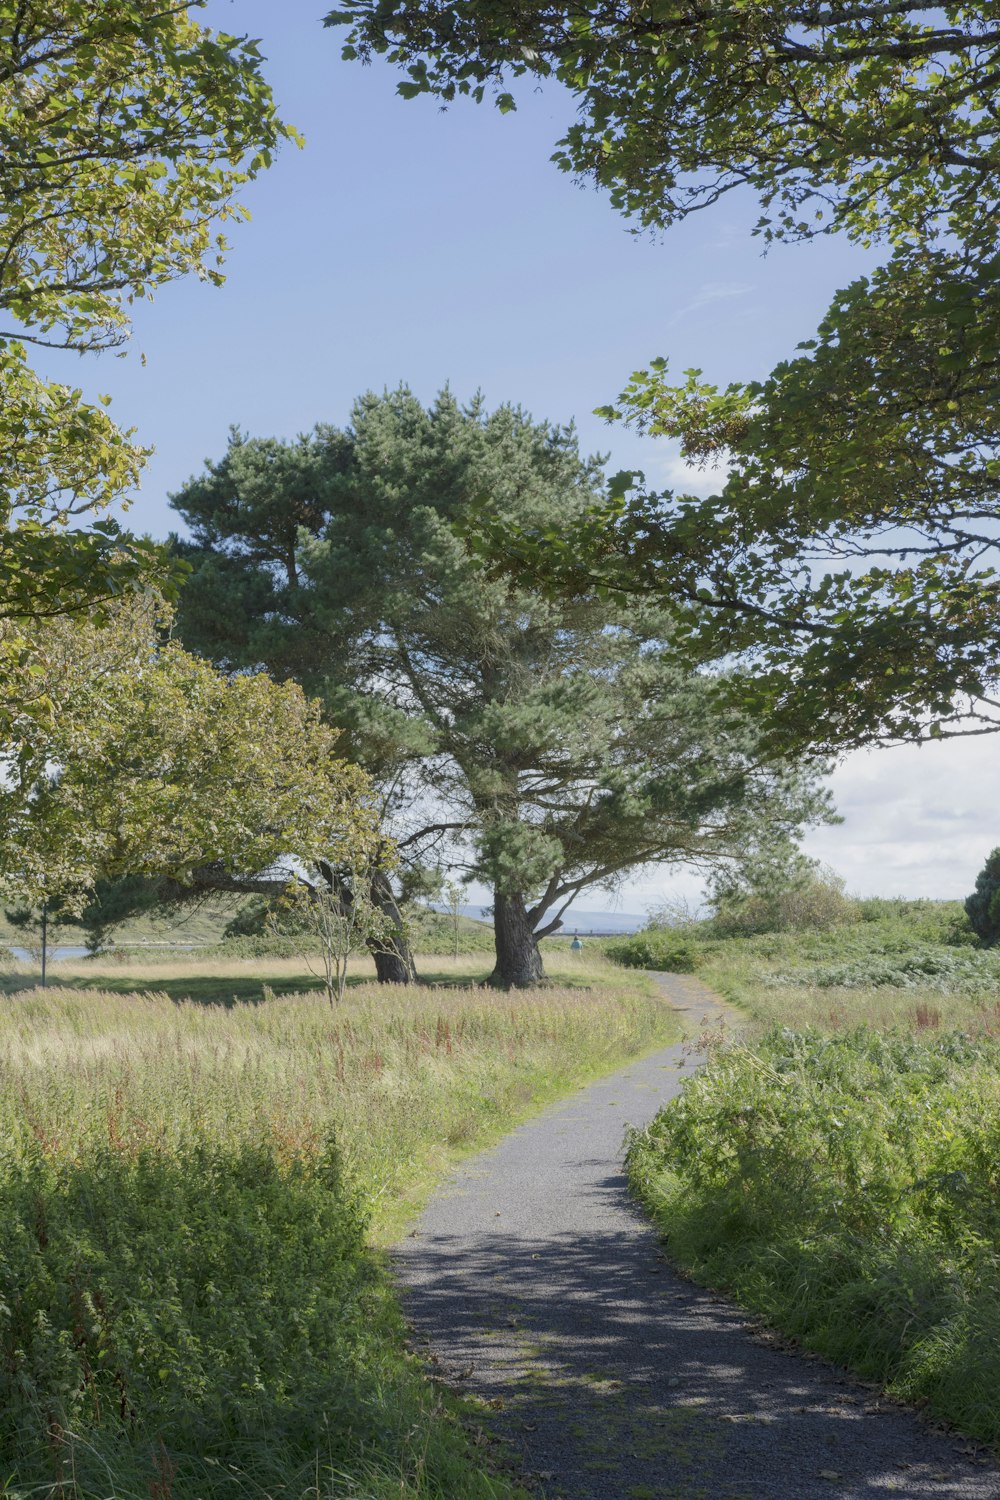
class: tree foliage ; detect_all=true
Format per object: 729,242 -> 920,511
0,2 -> 295,722
514,241 -> 1000,749
0,596 -> 377,910
965,848 -> 1000,945
326,1 -> 1000,249
329,1 -> 1000,745
171,387 -> 832,985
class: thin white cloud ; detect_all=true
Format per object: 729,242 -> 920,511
666,280 -> 754,329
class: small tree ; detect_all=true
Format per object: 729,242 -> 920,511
443,879 -> 468,959
0,596 -> 379,918
707,858 -> 861,937
965,850 -> 1000,946
284,863 -> 393,1003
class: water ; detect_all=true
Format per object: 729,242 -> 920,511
7,945 -> 93,963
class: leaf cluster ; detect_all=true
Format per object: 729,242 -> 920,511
327,1 -> 1000,250
0,2 -> 296,720
0,594 -> 378,909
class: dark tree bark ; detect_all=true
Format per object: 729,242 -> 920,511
489,891 -> 544,988
369,866 -> 417,984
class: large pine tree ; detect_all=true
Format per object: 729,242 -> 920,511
171,387 -> 829,985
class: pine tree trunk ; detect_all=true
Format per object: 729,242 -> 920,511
368,867 -> 417,984
490,891 -> 545,987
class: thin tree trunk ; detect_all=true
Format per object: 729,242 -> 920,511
368,867 -> 417,984
489,891 -> 544,988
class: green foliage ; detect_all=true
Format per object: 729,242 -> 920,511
709,864 -> 862,937
604,931 -> 703,972
224,896 -> 317,941
965,848 -> 1000,945
572,247 -> 1000,748
328,3 -> 998,251
0,1 -> 296,726
171,387 -> 832,984
763,946 -> 1000,996
0,1136 -> 376,1496
0,596 -> 378,910
331,0 -> 1000,746
627,1025 -> 1000,1445
407,904 -> 496,956
0,974 -> 674,1496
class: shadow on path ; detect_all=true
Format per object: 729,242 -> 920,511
394,975 -> 1000,1500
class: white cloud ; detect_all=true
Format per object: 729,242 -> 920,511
616,736 -> 1000,915
666,280 -> 754,329
647,447 -> 728,497
800,737 -> 1000,899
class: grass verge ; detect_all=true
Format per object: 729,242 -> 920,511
0,958 -> 678,1498
627,1021 -> 1000,1448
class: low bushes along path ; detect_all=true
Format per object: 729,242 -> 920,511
394,974 -> 1000,1500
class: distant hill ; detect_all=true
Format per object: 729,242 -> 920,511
430,903 -> 646,935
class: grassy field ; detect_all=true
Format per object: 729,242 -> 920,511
626,900 -> 1000,1448
0,951 -> 679,1499
0,899 -> 500,958
696,900 -> 1000,1034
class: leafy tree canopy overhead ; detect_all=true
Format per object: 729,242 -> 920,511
326,1 -> 1000,249
171,387 -> 832,986
505,243 -> 1000,749
0,2 -> 296,722
328,1 -> 1000,749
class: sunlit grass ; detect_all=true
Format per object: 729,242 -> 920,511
0,956 -> 678,1499
0,944 -> 634,1007
1,963 -> 670,1240
628,910 -> 1000,1449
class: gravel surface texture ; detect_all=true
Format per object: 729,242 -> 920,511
393,973 -> 1000,1500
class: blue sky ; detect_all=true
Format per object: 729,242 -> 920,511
50,0 -> 1000,910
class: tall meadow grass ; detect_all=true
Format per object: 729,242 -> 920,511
626,906 -> 1000,1447
0,965 -> 675,1499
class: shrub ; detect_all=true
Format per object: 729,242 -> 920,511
710,866 -> 862,936
627,1025 -> 1000,1445
764,945 -> 1000,995
0,1134 -> 378,1497
965,848 -> 1000,944
605,932 -> 703,971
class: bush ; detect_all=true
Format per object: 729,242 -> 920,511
764,945 -> 1000,995
965,848 -> 1000,945
605,932 -> 703,971
627,1026 -> 1000,1445
223,895 -> 315,940
710,867 -> 862,936
0,1134 -> 380,1498
856,896 -> 976,946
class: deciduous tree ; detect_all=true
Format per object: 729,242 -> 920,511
1,596 -> 377,913
0,2 -> 295,726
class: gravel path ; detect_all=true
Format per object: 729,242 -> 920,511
393,974 -> 1000,1500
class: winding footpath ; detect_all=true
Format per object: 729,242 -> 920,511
393,975 -> 1000,1500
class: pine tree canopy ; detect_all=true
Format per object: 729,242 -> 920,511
171,387 -> 832,983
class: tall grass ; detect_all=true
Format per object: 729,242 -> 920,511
627,1026 -> 1000,1445
623,904 -> 1000,1447
0,965 -> 676,1499
691,902 -> 1000,1035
